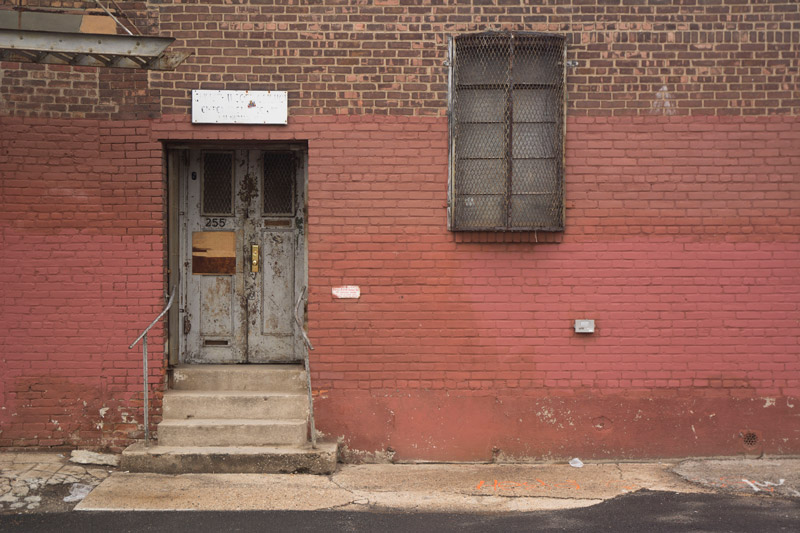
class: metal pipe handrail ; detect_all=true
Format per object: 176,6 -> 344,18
129,287 -> 176,350
294,286 -> 317,449
129,286 -> 176,446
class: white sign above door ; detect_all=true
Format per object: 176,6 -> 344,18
191,90 -> 288,124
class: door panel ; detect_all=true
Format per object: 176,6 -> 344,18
248,230 -> 296,362
199,276 -> 234,337
184,150 -> 245,363
181,148 -> 304,364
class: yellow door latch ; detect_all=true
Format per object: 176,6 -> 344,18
251,244 -> 259,273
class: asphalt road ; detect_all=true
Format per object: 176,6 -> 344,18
1,490 -> 798,532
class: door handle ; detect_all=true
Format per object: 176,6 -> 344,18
251,244 -> 259,273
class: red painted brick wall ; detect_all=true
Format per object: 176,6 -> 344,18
2,112 -> 796,458
303,113 -> 800,460
1,1 -> 798,458
0,118 -> 166,448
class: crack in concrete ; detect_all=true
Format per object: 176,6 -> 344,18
327,474 -> 603,507
325,475 -> 368,509
1,456 -> 114,513
323,499 -> 363,511
471,493 -> 601,501
327,475 -> 354,496
41,462 -> 70,487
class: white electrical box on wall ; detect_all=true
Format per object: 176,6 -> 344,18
574,319 -> 595,334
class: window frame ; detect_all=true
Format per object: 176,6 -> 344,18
447,31 -> 567,232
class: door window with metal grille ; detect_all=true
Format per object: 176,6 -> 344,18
263,152 -> 296,216
202,151 -> 234,216
448,32 -> 566,231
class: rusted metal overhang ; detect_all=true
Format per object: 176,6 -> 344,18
0,28 -> 189,70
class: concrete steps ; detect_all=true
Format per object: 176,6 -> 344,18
121,442 -> 338,475
159,419 -> 308,447
171,365 -> 307,393
121,364 -> 336,474
163,391 -> 308,420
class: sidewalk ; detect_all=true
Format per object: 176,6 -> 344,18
0,452 -> 113,513
2,452 -> 798,514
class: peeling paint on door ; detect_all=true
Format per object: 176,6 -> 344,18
181,148 -> 305,364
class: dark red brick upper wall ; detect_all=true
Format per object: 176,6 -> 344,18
1,0 -> 798,119
4,1 -> 98,8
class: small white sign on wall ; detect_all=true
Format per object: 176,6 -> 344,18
192,90 -> 288,124
332,286 -> 361,299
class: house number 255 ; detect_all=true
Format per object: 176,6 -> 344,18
204,218 -> 227,228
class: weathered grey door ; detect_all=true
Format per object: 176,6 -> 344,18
180,148 -> 305,364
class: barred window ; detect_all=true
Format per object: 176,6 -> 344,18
448,32 -> 566,232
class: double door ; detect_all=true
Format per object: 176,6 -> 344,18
180,148 -> 305,363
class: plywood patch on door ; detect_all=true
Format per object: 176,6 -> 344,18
192,231 -> 236,274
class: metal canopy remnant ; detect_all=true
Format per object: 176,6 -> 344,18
0,28 -> 189,70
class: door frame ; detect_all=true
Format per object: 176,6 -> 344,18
165,142 -> 309,366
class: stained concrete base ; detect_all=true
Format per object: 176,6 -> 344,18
674,458 -> 800,499
77,462 -> 707,513
120,442 -> 338,475
6,452 -> 799,515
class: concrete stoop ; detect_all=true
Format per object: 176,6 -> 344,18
120,442 -> 338,475
121,364 -> 336,475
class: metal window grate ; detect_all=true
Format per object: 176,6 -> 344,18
263,152 -> 296,216
450,32 -> 566,232
202,151 -> 234,216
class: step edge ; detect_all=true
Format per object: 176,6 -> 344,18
158,418 -> 308,426
164,391 -> 307,397
171,365 -> 305,372
123,442 -> 337,455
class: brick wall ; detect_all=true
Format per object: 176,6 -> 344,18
0,118 -> 166,448
307,114 -> 799,395
2,1 -> 799,119
302,113 -> 799,459
0,1 -> 798,457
